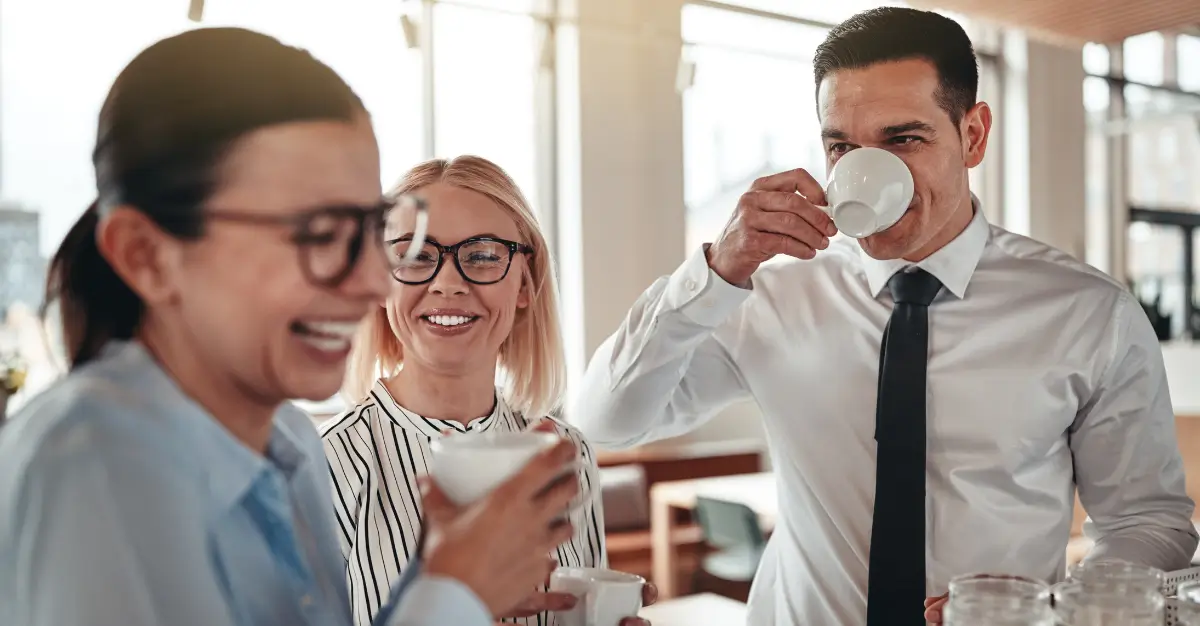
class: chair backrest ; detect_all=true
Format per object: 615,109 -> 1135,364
693,496 -> 766,551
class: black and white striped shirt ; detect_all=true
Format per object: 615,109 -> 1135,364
319,380 -> 607,626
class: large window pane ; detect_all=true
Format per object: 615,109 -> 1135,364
1124,85 -> 1200,210
1082,42 -> 1110,76
1127,222 -> 1185,340
682,5 -> 828,253
684,2 -> 998,52
1122,32 -> 1165,86
1179,35 -> 1200,93
1083,76 -> 1111,272
0,0 -> 422,412
204,0 -> 424,187
701,0 -> 905,25
432,3 -> 539,207
443,0 -> 540,10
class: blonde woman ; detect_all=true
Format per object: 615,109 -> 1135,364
320,156 -> 653,626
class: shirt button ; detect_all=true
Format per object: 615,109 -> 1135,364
684,278 -> 698,291
300,594 -> 314,608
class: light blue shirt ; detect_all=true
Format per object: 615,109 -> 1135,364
0,341 -> 491,626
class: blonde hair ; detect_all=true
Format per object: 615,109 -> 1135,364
344,155 -> 567,418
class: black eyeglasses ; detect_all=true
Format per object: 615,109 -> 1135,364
389,235 -> 533,285
205,193 -> 429,288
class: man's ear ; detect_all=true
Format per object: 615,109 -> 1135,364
962,101 -> 992,169
96,207 -> 186,307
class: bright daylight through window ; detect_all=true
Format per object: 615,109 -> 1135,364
0,0 -> 425,413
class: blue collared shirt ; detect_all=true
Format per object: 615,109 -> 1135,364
0,341 -> 491,626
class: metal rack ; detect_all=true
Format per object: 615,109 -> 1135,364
1164,566 -> 1200,625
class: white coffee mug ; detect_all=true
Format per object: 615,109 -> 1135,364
823,146 -> 915,238
550,567 -> 645,626
429,431 -> 560,506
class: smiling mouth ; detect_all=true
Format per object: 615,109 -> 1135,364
290,319 -> 359,353
421,314 -> 480,328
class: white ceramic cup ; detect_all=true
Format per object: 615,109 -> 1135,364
429,431 -> 561,506
550,567 -> 645,626
823,146 -> 915,238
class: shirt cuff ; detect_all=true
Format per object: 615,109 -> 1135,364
381,575 -> 492,626
661,244 -> 752,327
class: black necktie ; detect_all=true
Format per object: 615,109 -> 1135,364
866,268 -> 942,626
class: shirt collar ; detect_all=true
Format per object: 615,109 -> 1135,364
369,379 -> 507,438
105,341 -> 310,513
860,194 -> 990,300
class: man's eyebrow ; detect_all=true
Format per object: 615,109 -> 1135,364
881,121 -> 936,136
820,128 -> 849,141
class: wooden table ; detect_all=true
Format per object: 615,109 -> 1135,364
649,472 -> 777,599
639,592 -> 748,625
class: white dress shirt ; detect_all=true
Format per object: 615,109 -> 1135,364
320,381 -> 607,626
570,205 -> 1198,625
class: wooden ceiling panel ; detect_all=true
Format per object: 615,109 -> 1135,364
908,0 -> 1200,45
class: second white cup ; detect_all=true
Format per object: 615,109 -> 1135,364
550,567 -> 645,626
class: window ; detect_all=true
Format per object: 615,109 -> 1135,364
681,4 -> 829,252
1082,42 -> 1110,77
1122,32 -> 1165,86
1124,85 -> 1200,210
1127,222 -> 1185,338
0,0 -> 423,412
202,0 -> 424,189
432,2 -> 540,203
703,0 -> 905,25
1083,75 -> 1112,272
1085,32 -> 1200,340
1179,35 -> 1200,93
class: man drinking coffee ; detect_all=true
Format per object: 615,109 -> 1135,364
568,7 -> 1197,626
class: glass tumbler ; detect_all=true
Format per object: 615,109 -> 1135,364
942,574 -> 1054,626
1067,559 -> 1165,595
1052,579 -> 1164,626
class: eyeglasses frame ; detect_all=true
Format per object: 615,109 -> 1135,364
203,194 -> 429,288
388,235 -> 534,286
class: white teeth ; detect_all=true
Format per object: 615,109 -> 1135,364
427,315 -> 473,327
301,320 -> 359,339
298,335 -> 351,353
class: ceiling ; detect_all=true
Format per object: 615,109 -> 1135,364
909,0 -> 1200,45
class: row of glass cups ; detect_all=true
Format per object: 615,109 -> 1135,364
941,559 -> 1200,625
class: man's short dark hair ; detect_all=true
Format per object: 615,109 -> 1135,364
813,7 -> 979,127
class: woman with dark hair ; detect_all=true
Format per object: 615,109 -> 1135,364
0,27 -> 579,626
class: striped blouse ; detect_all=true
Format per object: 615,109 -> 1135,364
319,380 -> 607,626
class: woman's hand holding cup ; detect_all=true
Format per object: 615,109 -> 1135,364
420,439 -> 580,617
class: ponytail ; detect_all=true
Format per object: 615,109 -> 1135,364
43,201 -> 143,369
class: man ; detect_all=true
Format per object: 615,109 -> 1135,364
569,7 -> 1197,626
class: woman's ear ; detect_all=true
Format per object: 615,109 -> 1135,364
97,206 -> 184,307
515,265 -> 532,310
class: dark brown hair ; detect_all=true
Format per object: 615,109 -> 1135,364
44,27 -> 364,368
813,7 -> 979,127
